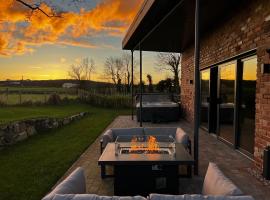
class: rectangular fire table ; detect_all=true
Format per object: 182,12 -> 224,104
98,135 -> 194,196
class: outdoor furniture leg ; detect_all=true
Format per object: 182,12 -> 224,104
101,165 -> 114,179
178,165 -> 192,178
101,165 -> 106,179
187,165 -> 192,178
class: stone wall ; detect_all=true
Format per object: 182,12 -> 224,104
180,0 -> 270,171
0,112 -> 88,146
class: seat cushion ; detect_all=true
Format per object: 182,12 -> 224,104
149,194 -> 254,200
52,194 -> 147,200
112,128 -> 144,140
144,127 -> 177,137
42,167 -> 86,200
202,163 -> 243,196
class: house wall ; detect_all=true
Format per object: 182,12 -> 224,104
180,0 -> 270,172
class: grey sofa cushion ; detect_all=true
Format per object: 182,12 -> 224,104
102,129 -> 114,148
175,128 -> 189,148
149,194 -> 254,200
144,127 -> 177,137
42,167 -> 86,200
111,128 -> 144,140
202,163 -> 243,196
52,194 -> 147,200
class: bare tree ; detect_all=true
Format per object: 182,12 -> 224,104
81,58 -> 95,81
122,52 -> 139,93
68,64 -> 84,81
15,0 -> 63,18
68,57 -> 95,83
14,0 -> 84,19
103,56 -> 124,92
146,74 -> 153,92
156,53 -> 181,93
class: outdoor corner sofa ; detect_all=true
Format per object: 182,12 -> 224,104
100,127 -> 191,154
42,163 -> 254,200
135,94 -> 180,122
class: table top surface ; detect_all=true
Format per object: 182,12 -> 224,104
98,143 -> 194,165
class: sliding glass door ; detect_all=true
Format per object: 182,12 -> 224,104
200,70 -> 210,130
200,53 -> 257,156
218,62 -> 236,144
238,56 -> 257,154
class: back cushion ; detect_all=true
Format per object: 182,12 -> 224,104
112,128 -> 144,140
175,128 -> 189,148
202,163 -> 243,196
144,127 -> 176,137
42,167 -> 86,200
52,194 -> 147,200
102,129 -> 114,147
149,194 -> 254,200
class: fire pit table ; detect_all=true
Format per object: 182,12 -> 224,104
98,135 -> 194,196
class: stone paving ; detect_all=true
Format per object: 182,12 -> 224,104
56,116 -> 270,200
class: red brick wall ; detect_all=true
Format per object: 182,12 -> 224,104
180,0 -> 270,171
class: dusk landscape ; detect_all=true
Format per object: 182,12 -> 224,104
0,1 -> 269,200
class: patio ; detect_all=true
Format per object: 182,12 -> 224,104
57,116 -> 270,200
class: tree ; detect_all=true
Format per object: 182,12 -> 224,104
81,58 -> 95,81
122,52 -> 138,93
15,0 -> 64,18
68,57 -> 96,87
14,0 -> 85,17
68,64 -> 84,81
156,53 -> 181,93
103,56 -> 124,92
146,74 -> 153,92
156,78 -> 173,93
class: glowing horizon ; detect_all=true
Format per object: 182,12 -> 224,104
0,0 -> 168,84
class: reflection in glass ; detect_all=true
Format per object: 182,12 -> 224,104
200,70 -> 210,129
239,57 -> 257,154
219,62 -> 236,144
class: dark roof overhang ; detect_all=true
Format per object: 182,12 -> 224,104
122,0 -> 248,53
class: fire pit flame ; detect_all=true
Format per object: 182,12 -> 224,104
130,136 -> 160,153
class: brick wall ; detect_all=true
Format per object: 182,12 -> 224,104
180,0 -> 270,171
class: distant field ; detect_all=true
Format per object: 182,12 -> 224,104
0,86 -> 76,93
0,93 -> 77,105
0,86 -> 77,105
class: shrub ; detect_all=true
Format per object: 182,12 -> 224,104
47,93 -> 61,105
0,100 -> 6,107
20,100 -> 34,106
83,93 -> 131,108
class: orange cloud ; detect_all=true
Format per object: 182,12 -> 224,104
0,0 -> 144,57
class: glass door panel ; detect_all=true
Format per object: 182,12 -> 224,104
200,70 -> 210,130
218,62 -> 236,144
238,57 -> 257,154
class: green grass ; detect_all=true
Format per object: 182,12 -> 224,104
0,94 -> 77,105
0,104 -> 129,200
0,86 -> 75,93
0,104 -> 91,124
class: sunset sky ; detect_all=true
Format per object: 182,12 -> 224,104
0,0 -> 170,83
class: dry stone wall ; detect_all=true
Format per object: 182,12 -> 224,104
0,112 -> 88,146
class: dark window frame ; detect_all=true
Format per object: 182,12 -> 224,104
199,49 -> 257,157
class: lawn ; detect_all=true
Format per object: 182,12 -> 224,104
0,93 -> 78,105
0,86 -> 76,93
0,103 -> 91,124
0,103 -> 129,200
